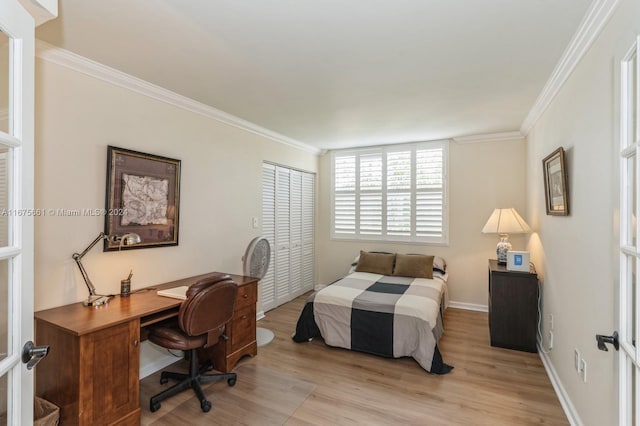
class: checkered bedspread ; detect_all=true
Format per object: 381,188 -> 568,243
292,271 -> 453,374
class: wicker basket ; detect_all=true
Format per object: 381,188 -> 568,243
34,397 -> 59,426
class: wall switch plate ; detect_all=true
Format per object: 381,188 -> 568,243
579,358 -> 587,383
549,314 -> 554,330
252,217 -> 259,228
574,349 -> 581,371
548,330 -> 553,349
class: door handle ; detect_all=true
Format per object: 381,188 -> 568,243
21,341 -> 50,370
596,331 -> 619,351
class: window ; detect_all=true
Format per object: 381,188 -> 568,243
331,140 -> 448,244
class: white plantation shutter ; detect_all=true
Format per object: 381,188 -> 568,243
262,163 -> 315,312
333,155 -> 356,235
359,153 -> 382,235
331,140 -> 448,244
416,147 -> 444,239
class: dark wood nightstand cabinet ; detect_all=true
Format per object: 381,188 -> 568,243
488,259 -> 539,352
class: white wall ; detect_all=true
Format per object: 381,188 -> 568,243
317,137 -> 527,307
33,56 -> 318,312
525,0 -> 640,424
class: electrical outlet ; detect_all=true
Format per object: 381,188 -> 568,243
548,330 -> 553,349
252,217 -> 259,228
579,358 -> 587,383
574,349 -> 581,371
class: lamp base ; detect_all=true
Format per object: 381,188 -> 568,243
83,294 -> 112,307
496,234 -> 512,265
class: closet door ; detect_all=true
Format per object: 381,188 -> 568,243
274,167 -> 291,307
262,163 -> 315,312
260,164 -> 276,311
289,170 -> 303,296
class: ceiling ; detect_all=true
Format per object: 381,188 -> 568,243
35,0 -> 593,151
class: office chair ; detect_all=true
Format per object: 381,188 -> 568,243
149,274 -> 238,413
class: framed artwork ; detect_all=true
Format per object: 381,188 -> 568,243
542,147 -> 569,216
104,146 -> 181,251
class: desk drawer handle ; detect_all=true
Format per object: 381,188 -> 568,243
243,294 -> 248,299
241,315 -> 247,320
134,339 -> 139,347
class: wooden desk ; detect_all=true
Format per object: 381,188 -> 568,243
35,272 -> 258,426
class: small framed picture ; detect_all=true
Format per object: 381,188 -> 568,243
542,147 -> 569,216
104,146 -> 181,251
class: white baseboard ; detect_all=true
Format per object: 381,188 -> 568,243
537,343 -> 583,426
139,352 -> 181,380
139,341 -> 182,379
448,301 -> 488,312
256,310 -> 265,321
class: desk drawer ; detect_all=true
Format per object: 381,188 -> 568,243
230,305 -> 256,350
236,283 -> 257,310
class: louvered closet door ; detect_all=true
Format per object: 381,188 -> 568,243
262,163 -> 315,312
289,170 -> 303,296
274,167 -> 291,307
261,164 -> 276,311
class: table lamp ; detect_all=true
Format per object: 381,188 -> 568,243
72,231 -> 141,306
482,208 -> 531,264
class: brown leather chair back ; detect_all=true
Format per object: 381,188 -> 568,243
185,274 -> 231,299
178,276 -> 238,347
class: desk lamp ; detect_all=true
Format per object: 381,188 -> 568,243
481,208 -> 531,264
72,232 -> 141,306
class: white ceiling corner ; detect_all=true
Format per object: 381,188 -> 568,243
520,0 -> 621,135
35,40 -> 320,155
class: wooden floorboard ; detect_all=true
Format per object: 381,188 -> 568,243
140,293 -> 568,425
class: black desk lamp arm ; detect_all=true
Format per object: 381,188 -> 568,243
72,232 -> 107,297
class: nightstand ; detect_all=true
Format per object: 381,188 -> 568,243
488,259 -> 539,352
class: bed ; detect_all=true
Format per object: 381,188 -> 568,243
292,252 -> 452,374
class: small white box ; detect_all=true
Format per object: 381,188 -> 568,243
507,251 -> 530,272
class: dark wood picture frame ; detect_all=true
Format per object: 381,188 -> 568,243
542,147 -> 569,216
104,146 -> 181,251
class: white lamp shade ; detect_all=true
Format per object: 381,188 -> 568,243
482,208 -> 532,234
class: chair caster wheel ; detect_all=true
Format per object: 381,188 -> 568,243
201,400 -> 211,412
150,401 -> 161,412
160,372 -> 168,384
228,377 -> 236,386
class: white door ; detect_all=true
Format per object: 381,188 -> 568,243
261,164 -> 315,312
617,36 -> 640,426
0,1 -> 36,424
274,166 -> 291,307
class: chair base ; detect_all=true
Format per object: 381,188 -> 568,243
150,349 -> 237,413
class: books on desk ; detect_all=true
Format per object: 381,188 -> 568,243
157,286 -> 189,300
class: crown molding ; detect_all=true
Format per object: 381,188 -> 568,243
452,131 -> 523,144
520,0 -> 621,135
34,40 -> 321,155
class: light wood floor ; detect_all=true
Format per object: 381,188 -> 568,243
140,293 -> 568,425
